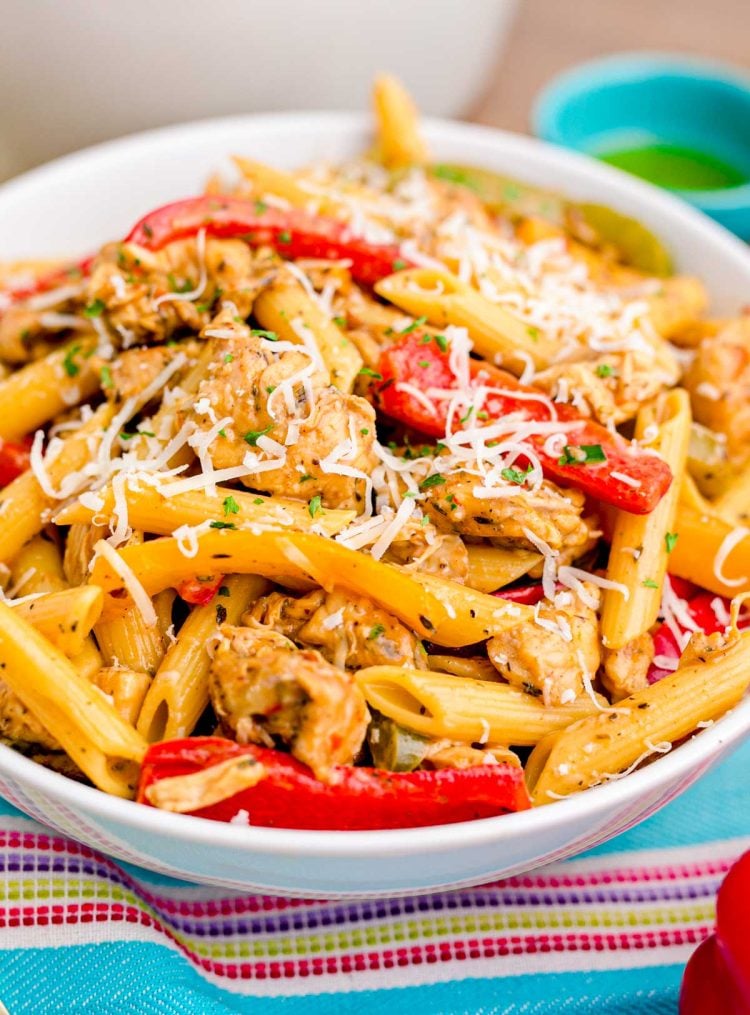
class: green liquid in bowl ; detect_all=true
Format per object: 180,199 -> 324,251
599,143 -> 747,191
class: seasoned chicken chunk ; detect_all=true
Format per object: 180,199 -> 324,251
382,518 -> 470,584
0,681 -> 58,751
487,584 -> 601,705
422,471 -> 590,553
602,632 -> 654,701
187,332 -> 378,509
107,344 -> 194,401
534,349 -> 676,426
246,589 -> 426,670
209,624 -> 369,780
684,318 -> 750,461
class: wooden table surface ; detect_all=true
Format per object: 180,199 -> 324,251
471,0 -> 750,133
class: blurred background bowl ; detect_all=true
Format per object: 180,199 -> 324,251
0,0 -> 518,180
533,53 -> 750,238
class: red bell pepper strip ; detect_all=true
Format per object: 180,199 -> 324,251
0,436 -> 32,487
680,850 -> 750,1013
176,575 -> 225,606
137,737 -> 531,829
0,257 -> 92,316
125,196 -> 410,287
376,332 -> 673,514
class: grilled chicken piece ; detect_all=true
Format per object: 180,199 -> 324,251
187,331 -> 377,510
487,584 -> 601,706
246,589 -> 426,670
0,680 -> 58,751
382,519 -> 469,584
422,471 -> 589,554
209,624 -> 369,780
684,318 -> 750,462
107,344 -> 194,401
533,349 -> 676,427
602,632 -> 654,701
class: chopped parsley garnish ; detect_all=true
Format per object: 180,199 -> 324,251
216,604 -> 228,624
399,316 -> 427,335
254,199 -> 268,214
83,299 -> 105,318
434,334 -> 448,352
243,425 -> 274,446
665,532 -> 679,554
195,302 -> 212,314
222,495 -> 240,516
420,474 -> 446,489
299,473 -> 314,482
332,316 -> 346,327
277,230 -> 292,244
358,366 -> 382,380
250,329 -> 278,341
217,585 -> 230,597
253,497 -> 265,505
100,365 -> 113,389
501,465 -> 533,485
642,578 -> 659,589
119,431 -> 136,441
392,258 -> 407,271
210,520 -> 236,530
62,344 -> 82,377
367,624 -> 386,640
223,353 -> 234,364
308,495 -> 322,518
360,427 -> 369,436
420,334 -> 432,345
476,410 -> 489,420
266,385 -> 276,394
595,363 -> 615,378
217,428 -> 227,438
459,406 -> 474,424
167,273 -> 194,293
558,444 -> 607,466
526,325 -> 540,340
418,360 -> 431,369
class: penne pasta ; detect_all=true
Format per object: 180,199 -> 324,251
54,477 -> 356,538
93,666 -> 152,726
426,655 -> 500,682
11,585 -> 103,657
355,666 -> 604,746
712,465 -> 750,527
253,274 -> 363,392
0,601 -> 147,795
372,73 -> 428,168
375,267 -> 557,373
71,637 -> 105,681
137,574 -> 268,742
601,390 -> 692,648
0,404 -> 114,564
528,631 -> 750,804
0,340 -> 100,441
670,500 -> 750,597
89,528 -> 534,646
9,532 -> 67,594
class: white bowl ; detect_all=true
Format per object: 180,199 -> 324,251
0,114 -> 748,897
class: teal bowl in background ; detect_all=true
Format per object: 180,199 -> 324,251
533,54 -> 750,240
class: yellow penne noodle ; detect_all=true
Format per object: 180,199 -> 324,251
355,666 -> 603,746
0,602 -> 147,793
153,589 -> 176,640
375,267 -> 556,372
601,390 -> 691,648
233,156 -> 333,213
93,667 -> 152,727
529,631 -> 750,804
138,574 -> 267,742
54,479 -> 355,538
648,276 -> 709,340
426,655 -> 500,682
0,404 -> 114,564
670,501 -> 750,597
465,544 -> 542,594
89,529 -> 533,647
0,340 -> 100,441
9,533 -> 68,594
253,274 -> 363,392
71,638 -> 105,681
11,585 -> 103,657
372,73 -> 429,168
712,466 -> 750,527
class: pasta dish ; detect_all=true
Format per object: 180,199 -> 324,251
0,78 -> 748,830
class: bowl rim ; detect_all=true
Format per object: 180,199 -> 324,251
0,108 -> 748,861
532,51 -> 750,210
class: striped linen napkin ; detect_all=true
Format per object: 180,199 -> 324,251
0,739 -> 748,1015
